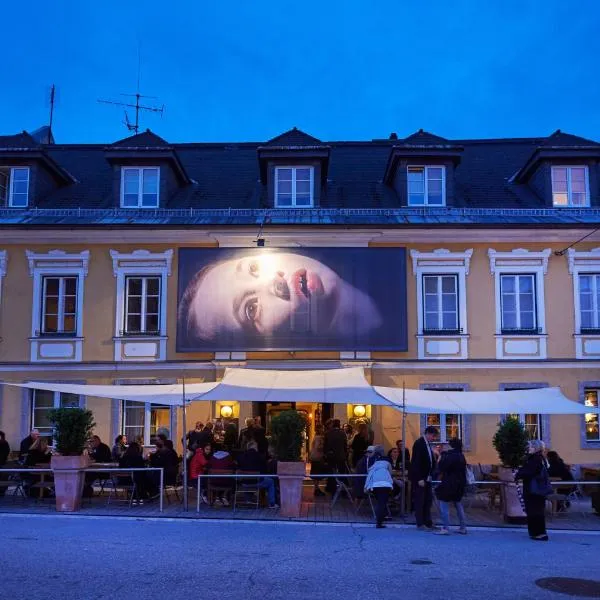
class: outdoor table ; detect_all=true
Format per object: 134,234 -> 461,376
31,465 -> 54,499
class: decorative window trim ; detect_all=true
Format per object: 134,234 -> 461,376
551,165 -> 590,208
578,381 -> 600,450
411,248 -> 472,359
567,248 -> 600,358
0,250 -> 6,304
110,249 -> 173,362
26,250 -> 89,362
499,382 -> 551,447
112,378 -> 176,446
488,248 -> 551,359
274,166 -> 315,208
407,165 -> 446,206
120,166 -> 160,208
419,383 -> 472,451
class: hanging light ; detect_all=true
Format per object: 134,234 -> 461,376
220,405 -> 234,418
353,405 -> 367,418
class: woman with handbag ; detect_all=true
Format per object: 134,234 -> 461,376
434,438 -> 468,535
515,439 -> 551,541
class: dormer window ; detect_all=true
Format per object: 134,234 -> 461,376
407,166 -> 445,206
275,166 -> 314,207
120,167 -> 160,208
551,166 -> 589,207
0,167 -> 30,207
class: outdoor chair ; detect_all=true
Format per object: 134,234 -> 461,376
206,469 -> 235,507
0,473 -> 26,500
106,473 -> 137,508
233,471 -> 261,510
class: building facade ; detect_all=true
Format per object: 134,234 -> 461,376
0,125 -> 599,466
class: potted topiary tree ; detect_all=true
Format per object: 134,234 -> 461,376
271,410 -> 308,518
492,416 -> 529,521
48,407 -> 95,512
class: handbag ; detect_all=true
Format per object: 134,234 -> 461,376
530,465 -> 553,497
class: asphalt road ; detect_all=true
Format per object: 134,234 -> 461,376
0,515 -> 598,600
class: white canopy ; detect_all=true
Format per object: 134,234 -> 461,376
375,385 -> 596,415
4,368 -> 598,414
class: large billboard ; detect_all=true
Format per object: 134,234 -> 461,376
176,247 -> 407,352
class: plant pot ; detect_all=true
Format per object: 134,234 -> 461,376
51,455 -> 90,512
277,461 -> 305,518
498,466 -> 526,522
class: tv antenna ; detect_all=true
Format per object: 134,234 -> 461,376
97,49 -> 164,134
48,84 -> 56,130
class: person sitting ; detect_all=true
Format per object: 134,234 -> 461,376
19,430 -> 40,461
89,435 -> 112,463
387,447 -> 406,500
207,449 -> 235,506
119,442 -> 156,505
150,439 -> 179,486
25,438 -> 51,467
547,450 -> 575,510
190,443 -> 212,504
388,440 -> 411,471
237,441 -> 278,508
112,435 -> 127,461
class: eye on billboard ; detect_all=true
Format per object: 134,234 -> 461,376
176,247 -> 407,352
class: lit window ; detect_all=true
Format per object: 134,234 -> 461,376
122,401 -> 171,445
552,166 -> 589,207
275,166 -> 314,207
424,414 -> 462,443
31,390 -> 80,441
422,274 -> 459,332
584,390 -> 599,442
500,274 -> 537,332
508,413 -> 543,440
407,166 -> 445,206
0,167 -> 30,207
121,167 -> 160,208
578,274 -> 600,332
124,276 -> 161,334
41,276 -> 78,335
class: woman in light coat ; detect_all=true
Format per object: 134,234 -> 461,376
364,445 -> 393,529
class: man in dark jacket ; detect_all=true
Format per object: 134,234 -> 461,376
410,426 -> 438,530
90,435 -> 112,463
237,441 -> 278,508
19,430 -> 39,460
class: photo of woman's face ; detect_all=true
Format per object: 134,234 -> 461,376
183,253 -> 343,340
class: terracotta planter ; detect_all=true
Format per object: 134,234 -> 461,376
498,466 -> 526,522
51,455 -> 90,512
277,462 -> 305,518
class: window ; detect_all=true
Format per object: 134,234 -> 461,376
275,166 -> 314,207
578,274 -> 600,332
424,413 -> 462,443
31,389 -> 80,440
552,166 -> 589,207
584,389 -> 599,442
120,167 -> 160,208
422,274 -> 459,332
407,166 -> 445,206
0,167 -> 30,207
41,276 -> 78,334
506,413 -> 543,440
500,274 -> 537,332
122,401 -> 171,445
124,276 -> 161,334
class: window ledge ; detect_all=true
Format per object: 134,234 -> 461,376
578,330 -> 600,336
496,331 -> 546,337
29,335 -> 83,341
113,334 -> 167,341
419,329 -> 466,337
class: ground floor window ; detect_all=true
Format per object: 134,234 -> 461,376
31,389 -> 80,440
584,389 -> 599,442
121,401 -> 171,445
508,413 -> 543,440
424,413 -> 462,443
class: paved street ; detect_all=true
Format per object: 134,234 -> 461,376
0,515 -> 598,600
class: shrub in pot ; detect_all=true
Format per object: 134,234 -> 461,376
271,410 -> 307,517
48,407 -> 95,512
492,416 -> 529,521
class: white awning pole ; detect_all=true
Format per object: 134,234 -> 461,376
182,376 -> 188,512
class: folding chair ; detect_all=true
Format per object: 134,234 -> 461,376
106,472 -> 137,508
233,471 -> 261,510
207,469 -> 235,507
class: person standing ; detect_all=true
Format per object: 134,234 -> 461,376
0,431 -> 10,497
187,422 -> 204,452
410,426 -> 438,530
516,440 -> 550,541
434,438 -> 468,535
324,419 -> 348,494
309,424 -> 326,497
364,445 -> 393,529
351,423 -> 370,468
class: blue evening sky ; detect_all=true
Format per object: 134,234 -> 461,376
2,1 -> 599,143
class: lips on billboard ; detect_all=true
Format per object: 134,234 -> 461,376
176,247 -> 407,352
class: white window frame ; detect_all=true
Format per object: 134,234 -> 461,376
41,275 -> 78,335
500,383 -> 550,445
582,387 -> 600,446
489,249 -> 551,359
120,166 -> 160,208
407,165 -> 446,206
499,273 -> 537,332
551,165 -> 590,207
411,249 -> 472,359
124,275 -> 161,334
26,250 -> 89,362
508,413 -> 543,441
274,166 -> 314,208
423,413 -> 463,444
110,249 -> 173,361
121,401 -> 172,446
422,274 -> 459,332
0,166 -> 30,208
30,389 -> 82,440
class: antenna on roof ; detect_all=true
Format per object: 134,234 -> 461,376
97,46 -> 164,134
48,84 -> 56,131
